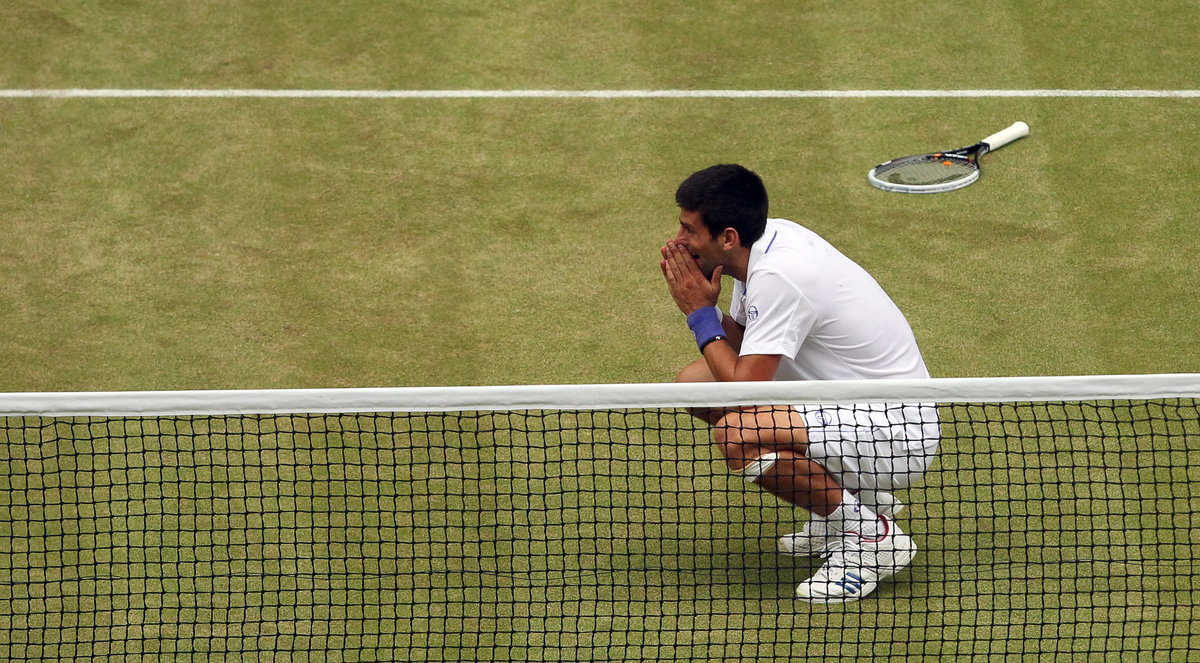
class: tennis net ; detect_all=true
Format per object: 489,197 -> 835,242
2,375 -> 1198,662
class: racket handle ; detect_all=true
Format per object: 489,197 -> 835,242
982,121 -> 1030,150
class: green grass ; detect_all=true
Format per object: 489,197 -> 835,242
3,2 -> 1196,89
1,1 -> 1199,661
2,97 -> 1197,389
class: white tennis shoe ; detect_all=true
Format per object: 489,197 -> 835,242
794,515 -> 916,604
777,492 -> 904,558
777,517 -> 840,557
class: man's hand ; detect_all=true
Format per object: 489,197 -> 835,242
659,241 -> 723,314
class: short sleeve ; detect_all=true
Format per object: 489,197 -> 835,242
737,269 -> 816,357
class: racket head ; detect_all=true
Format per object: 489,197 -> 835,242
867,150 -> 981,194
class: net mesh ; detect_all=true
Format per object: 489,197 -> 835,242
2,383 -> 1199,662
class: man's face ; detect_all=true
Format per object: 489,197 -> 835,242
672,209 -> 723,279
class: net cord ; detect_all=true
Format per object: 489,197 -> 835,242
2,373 -> 1198,417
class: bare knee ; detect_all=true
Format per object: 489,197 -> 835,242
675,358 -> 715,383
713,407 -> 810,469
714,411 -> 768,471
677,358 -> 728,425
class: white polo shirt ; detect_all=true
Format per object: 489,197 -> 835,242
728,218 -> 929,381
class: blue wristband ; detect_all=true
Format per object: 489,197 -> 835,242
686,306 -> 726,352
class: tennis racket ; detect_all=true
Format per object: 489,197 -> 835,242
867,121 -> 1029,194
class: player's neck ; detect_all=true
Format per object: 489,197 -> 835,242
725,246 -> 751,281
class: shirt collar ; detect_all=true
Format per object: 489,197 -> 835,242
745,219 -> 779,276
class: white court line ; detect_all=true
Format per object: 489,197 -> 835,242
1,88 -> 1198,99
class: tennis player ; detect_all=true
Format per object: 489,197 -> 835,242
659,163 -> 939,603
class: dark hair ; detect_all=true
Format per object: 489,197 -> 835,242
674,164 -> 768,246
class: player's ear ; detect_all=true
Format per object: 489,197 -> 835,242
720,228 -> 740,251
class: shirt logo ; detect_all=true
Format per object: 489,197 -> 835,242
747,305 -> 759,321
811,410 -> 832,426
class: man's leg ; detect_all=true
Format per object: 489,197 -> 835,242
712,406 -> 841,514
714,405 -> 915,604
675,361 -> 861,517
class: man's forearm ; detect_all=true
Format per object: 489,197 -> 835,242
701,338 -> 741,382
702,342 -> 782,383
720,314 -> 744,351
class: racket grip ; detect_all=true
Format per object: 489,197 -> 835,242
982,121 -> 1030,150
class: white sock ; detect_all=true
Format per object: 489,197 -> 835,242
825,489 -> 883,539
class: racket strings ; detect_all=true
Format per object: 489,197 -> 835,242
873,154 -> 978,186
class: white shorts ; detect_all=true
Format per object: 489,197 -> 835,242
796,403 -> 940,492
